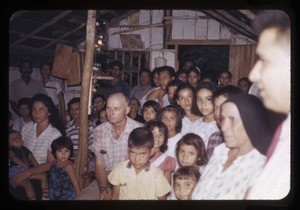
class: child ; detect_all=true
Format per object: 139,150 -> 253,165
141,100 -> 161,123
11,136 -> 80,200
145,120 -> 176,183
172,166 -> 200,200
9,129 -> 49,200
175,133 -> 206,170
166,79 -> 184,105
159,105 -> 183,158
98,107 -> 108,125
194,83 -> 220,149
168,133 -> 205,200
108,127 -> 170,200
187,66 -> 201,88
175,83 -> 201,136
12,97 -> 33,132
127,97 -> 145,123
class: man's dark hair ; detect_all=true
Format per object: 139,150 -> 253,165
109,60 -> 123,70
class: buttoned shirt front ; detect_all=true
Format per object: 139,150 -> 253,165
108,160 -> 171,200
91,117 -> 142,172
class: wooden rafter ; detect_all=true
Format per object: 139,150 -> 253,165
10,10 -> 73,48
39,22 -> 86,51
202,10 -> 258,41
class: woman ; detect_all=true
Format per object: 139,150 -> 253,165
191,93 -> 272,199
21,93 -> 64,165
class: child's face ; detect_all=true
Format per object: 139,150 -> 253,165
177,88 -> 193,112
19,104 -> 30,118
178,73 -> 187,83
158,70 -> 173,89
219,72 -> 231,86
128,146 -> 151,174
167,85 -> 177,104
56,148 -> 71,162
99,110 -> 108,123
174,176 -> 197,200
143,106 -> 157,122
94,97 -> 105,111
196,88 -> 214,117
161,110 -> 177,134
151,127 -> 165,149
178,144 -> 198,167
9,132 -> 23,148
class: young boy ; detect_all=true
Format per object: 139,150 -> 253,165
12,97 -> 32,132
173,166 -> 200,200
108,127 -> 171,200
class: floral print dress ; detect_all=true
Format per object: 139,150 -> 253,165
49,161 -> 76,200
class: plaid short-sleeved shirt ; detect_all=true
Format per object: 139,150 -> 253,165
91,117 -> 142,171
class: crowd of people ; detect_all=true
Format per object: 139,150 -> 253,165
8,10 -> 290,201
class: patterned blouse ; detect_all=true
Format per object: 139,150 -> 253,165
192,143 -> 266,200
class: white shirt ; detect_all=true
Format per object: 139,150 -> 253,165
165,133 -> 182,158
193,117 -> 220,149
12,117 -> 32,132
180,116 -> 201,136
192,143 -> 266,200
42,76 -> 63,106
246,114 -> 290,199
21,121 -> 62,164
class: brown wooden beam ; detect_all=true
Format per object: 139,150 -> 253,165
39,22 -> 86,51
10,10 -> 73,48
75,10 -> 96,190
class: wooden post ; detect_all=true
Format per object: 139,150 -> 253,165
75,10 -> 96,190
163,10 -> 172,49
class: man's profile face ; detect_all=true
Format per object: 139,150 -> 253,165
249,28 -> 290,113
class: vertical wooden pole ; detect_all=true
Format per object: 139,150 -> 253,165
75,10 -> 96,190
163,10 -> 172,49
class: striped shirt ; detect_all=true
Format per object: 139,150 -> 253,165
65,119 -> 95,171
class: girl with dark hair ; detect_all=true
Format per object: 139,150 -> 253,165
141,100 -> 161,123
174,83 -> 201,136
159,105 -> 183,158
11,136 -> 80,200
145,120 -> 176,183
21,93 -> 63,165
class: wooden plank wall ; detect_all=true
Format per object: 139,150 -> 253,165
229,45 -> 257,86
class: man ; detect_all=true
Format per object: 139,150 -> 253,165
129,68 -> 152,103
40,62 -> 67,125
245,10 -> 291,199
9,58 -> 47,116
76,92 -> 143,200
65,97 -> 95,186
97,60 -> 130,99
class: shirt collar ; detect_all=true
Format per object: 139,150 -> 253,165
126,160 -> 151,172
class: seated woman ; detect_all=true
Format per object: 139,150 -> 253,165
191,93 -> 272,200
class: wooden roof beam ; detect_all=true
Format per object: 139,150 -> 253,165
39,22 -> 86,51
10,10 -> 72,48
202,10 -> 258,41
